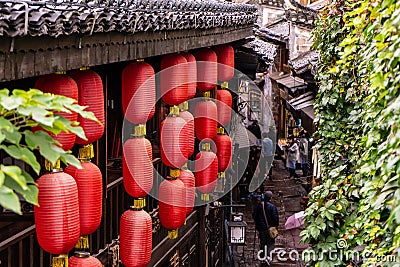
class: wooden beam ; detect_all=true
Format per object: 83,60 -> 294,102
1,26 -> 253,82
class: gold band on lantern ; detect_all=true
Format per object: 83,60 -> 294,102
203,91 -> 211,98
133,124 -> 146,137
79,67 -> 89,71
52,254 -> 68,267
78,144 -> 94,161
170,168 -> 181,178
221,82 -> 229,89
168,229 -> 179,239
201,142 -> 211,152
178,101 -> 189,111
45,159 -> 62,172
218,172 -> 226,179
133,198 -> 146,209
169,106 -> 180,116
217,127 -> 225,135
75,235 -> 89,249
201,193 -> 210,201
136,59 -> 144,62
55,71 -> 66,75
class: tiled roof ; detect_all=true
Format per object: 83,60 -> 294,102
257,19 -> 289,43
242,37 -> 277,63
259,0 -> 284,8
0,0 -> 258,38
285,0 -> 318,28
289,50 -> 320,74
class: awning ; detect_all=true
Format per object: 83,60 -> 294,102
269,72 -> 307,92
287,91 -> 316,133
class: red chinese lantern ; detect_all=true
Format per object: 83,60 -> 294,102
160,54 -> 188,106
34,74 -> 78,151
179,103 -> 195,158
195,143 -> 218,201
214,128 -> 232,172
160,107 -> 188,169
123,125 -> 153,200
120,208 -> 152,267
214,44 -> 235,82
216,88 -> 232,127
34,170 -> 80,255
195,48 -> 217,91
181,52 -> 197,100
69,252 -> 102,267
69,69 -> 105,145
180,168 -> 195,215
195,95 -> 217,140
122,60 -> 156,124
158,177 -> 186,239
64,161 -> 103,240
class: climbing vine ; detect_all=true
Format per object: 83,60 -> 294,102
301,0 -> 400,266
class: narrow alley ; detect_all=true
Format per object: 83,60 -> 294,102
233,159 -> 308,267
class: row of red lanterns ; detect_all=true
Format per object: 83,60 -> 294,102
32,44 -> 234,267
34,70 -> 105,266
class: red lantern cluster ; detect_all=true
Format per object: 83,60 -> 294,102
214,131 -> 232,172
179,108 -> 195,158
160,114 -> 188,169
123,135 -> 153,198
195,48 -> 217,91
181,53 -> 197,100
34,171 -> 80,255
158,178 -> 186,238
120,209 -> 152,267
69,252 -> 102,267
64,161 -> 103,236
34,74 -> 78,151
160,54 -> 188,106
214,45 -> 235,82
180,169 -> 195,215
195,99 -> 218,140
69,70 -> 105,145
122,61 -> 156,124
195,146 -> 218,198
216,89 -> 232,127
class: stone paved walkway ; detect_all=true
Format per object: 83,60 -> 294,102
233,160 -> 308,267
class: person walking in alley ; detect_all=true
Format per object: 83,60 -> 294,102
287,138 -> 299,178
258,132 -> 274,182
252,191 -> 279,265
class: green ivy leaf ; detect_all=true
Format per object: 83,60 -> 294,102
0,145 -> 40,174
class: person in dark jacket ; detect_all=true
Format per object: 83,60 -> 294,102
252,191 -> 279,263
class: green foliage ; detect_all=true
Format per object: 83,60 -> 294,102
301,0 -> 400,266
0,88 -> 98,215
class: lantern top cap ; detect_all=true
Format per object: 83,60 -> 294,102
132,124 -> 146,137
217,127 -> 225,135
181,163 -> 188,170
136,59 -> 144,62
169,106 -> 180,116
74,251 -> 90,258
78,144 -> 94,161
201,142 -> 211,151
218,172 -> 226,179
45,159 -> 62,172
169,168 -> 181,178
132,198 -> 146,209
221,82 -> 229,89
178,101 -> 189,111
203,91 -> 211,98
